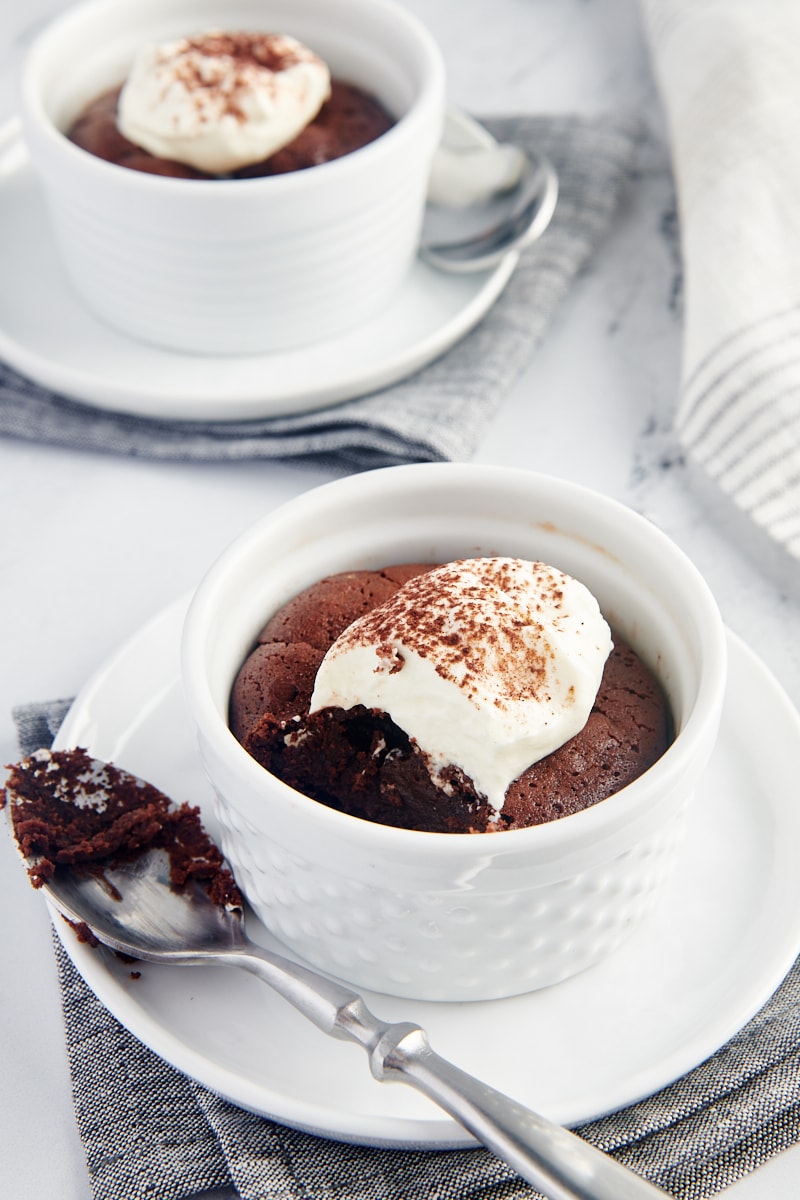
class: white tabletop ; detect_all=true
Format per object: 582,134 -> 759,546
1,1 -> 799,1197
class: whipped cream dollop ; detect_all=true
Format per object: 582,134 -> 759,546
117,30 -> 331,174
309,558 -> 613,813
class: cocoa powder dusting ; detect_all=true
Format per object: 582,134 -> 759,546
157,33 -> 316,124
332,560 -> 559,708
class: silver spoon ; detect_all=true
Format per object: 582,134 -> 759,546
9,762 -> 668,1200
422,121 -> 558,273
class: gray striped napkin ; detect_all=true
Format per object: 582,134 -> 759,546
14,698 -> 800,1200
641,0 -> 800,581
0,114 -> 636,471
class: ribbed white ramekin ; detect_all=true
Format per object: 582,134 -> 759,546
20,0 -> 445,354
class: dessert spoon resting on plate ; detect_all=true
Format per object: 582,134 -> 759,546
422,111 -> 558,272
7,757 -> 667,1200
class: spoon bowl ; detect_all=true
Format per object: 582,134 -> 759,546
6,753 -> 667,1200
422,112 -> 559,272
42,846 -> 245,960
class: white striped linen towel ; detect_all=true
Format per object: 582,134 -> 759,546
640,0 -> 800,577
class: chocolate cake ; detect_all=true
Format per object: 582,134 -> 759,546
2,747 -> 241,907
68,80 -> 394,179
230,565 -> 673,833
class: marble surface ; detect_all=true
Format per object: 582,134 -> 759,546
1,1 -> 798,1198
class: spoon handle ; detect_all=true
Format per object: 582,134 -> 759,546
234,945 -> 668,1200
377,1024 -> 669,1200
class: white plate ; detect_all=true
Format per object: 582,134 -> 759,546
0,112 -> 517,423
52,598 -> 800,1148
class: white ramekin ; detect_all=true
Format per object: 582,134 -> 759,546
181,464 -> 727,1001
20,0 -> 445,355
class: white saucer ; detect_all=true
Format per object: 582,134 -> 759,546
52,598 -> 800,1149
0,114 -> 516,423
